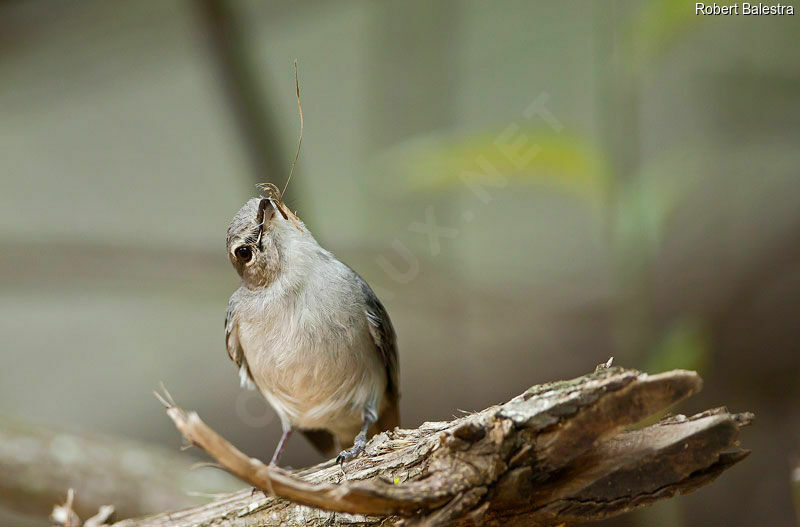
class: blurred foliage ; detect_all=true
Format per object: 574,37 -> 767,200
375,128 -> 612,209
645,318 -> 712,375
625,0 -> 706,72
613,152 -> 704,258
376,121 -> 704,268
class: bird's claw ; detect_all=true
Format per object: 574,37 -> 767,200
336,435 -> 367,466
336,449 -> 355,466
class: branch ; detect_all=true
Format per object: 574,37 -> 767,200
0,415 -> 240,520
114,367 -> 752,527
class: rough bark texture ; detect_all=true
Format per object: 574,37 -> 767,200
112,367 -> 752,527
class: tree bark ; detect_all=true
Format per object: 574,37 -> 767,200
111,367 -> 752,527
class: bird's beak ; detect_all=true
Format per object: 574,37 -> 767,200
255,198 -> 273,246
255,198 -> 271,226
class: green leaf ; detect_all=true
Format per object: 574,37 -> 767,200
646,318 -> 711,374
625,0 -> 706,71
373,128 -> 612,207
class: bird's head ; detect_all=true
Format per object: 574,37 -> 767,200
226,187 -> 312,289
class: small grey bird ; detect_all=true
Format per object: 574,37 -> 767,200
224,193 -> 399,465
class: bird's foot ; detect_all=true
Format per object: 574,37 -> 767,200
250,487 -> 266,498
336,434 -> 367,466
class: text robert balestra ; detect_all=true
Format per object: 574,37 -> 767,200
696,3 -> 795,15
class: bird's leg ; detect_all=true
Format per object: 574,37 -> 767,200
336,407 -> 377,465
251,428 -> 292,498
270,427 -> 293,466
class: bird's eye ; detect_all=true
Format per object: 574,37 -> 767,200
234,246 -> 253,263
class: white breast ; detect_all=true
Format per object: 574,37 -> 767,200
236,264 -> 387,437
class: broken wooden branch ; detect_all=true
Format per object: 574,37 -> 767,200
51,489 -> 114,527
0,415 -> 240,520
113,367 -> 751,527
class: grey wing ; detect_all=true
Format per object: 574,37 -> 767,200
352,270 -> 400,429
225,296 -> 256,390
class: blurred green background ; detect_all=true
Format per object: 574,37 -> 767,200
1,1 -> 799,526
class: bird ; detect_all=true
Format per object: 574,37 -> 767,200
224,191 -> 399,466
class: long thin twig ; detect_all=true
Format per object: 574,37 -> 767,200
283,59 -> 303,198
153,388 -> 436,516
